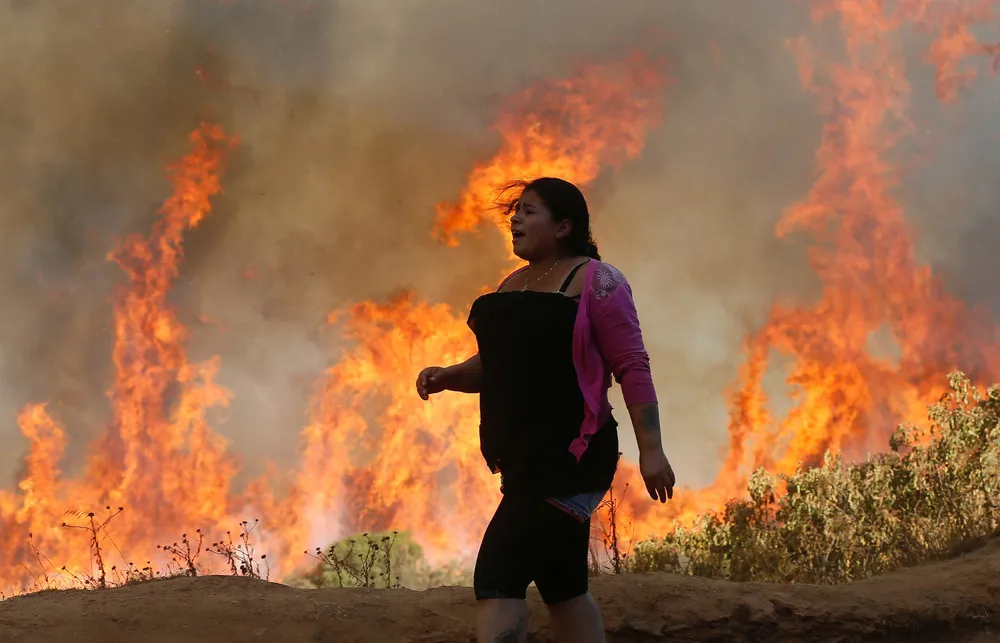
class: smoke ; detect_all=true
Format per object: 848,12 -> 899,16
0,0 -> 998,490
0,1 -> 212,478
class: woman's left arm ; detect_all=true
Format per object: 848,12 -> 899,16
591,266 -> 676,502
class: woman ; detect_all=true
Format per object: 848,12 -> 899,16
416,177 -> 675,643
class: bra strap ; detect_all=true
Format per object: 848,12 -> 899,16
557,261 -> 589,294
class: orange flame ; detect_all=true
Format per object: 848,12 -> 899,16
98,123 -> 239,525
293,51 -> 669,560
0,124 -> 241,586
434,51 -> 667,248
620,0 -> 1000,540
3,5 -> 1000,589
0,51 -> 672,589
899,0 -> 1000,101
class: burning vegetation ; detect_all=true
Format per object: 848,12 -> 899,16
2,0 -> 1000,593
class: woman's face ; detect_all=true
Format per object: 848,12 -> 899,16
509,189 -> 570,261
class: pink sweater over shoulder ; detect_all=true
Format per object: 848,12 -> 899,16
571,260 -> 656,459
502,260 -> 657,461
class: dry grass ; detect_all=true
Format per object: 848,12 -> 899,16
4,511 -> 272,599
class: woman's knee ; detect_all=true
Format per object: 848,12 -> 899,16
546,594 -> 606,643
477,598 -> 528,643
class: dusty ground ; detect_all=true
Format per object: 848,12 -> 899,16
1,541 -> 999,643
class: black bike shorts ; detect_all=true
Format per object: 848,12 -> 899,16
473,494 -> 591,605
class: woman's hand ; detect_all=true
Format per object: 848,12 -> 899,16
416,355 -> 482,399
625,402 -> 675,503
638,448 -> 675,503
416,366 -> 449,400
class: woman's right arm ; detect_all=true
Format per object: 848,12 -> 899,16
418,268 -> 516,400
416,354 -> 482,399
437,354 -> 482,393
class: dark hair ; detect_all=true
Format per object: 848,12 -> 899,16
498,177 -> 601,260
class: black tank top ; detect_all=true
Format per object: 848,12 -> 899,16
468,262 -> 619,498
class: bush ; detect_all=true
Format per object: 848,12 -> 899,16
632,372 -> 1000,583
287,530 -> 473,590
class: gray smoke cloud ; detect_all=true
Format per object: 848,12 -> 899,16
0,0 -> 998,491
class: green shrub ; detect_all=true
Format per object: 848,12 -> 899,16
287,530 -> 473,590
632,372 -> 1000,583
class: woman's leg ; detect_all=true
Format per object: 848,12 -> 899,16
477,599 -> 529,643
547,593 -> 606,643
533,502 -> 606,642
474,496 -> 533,643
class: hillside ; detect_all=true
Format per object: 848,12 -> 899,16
1,539 -> 999,643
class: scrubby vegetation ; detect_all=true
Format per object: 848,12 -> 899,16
286,531 -> 473,590
630,372 -> 1000,583
7,514 -> 271,598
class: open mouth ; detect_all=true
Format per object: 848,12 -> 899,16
511,230 -> 525,241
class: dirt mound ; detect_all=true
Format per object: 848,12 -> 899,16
2,541 -> 1000,643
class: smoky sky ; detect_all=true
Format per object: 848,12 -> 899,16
0,0 -> 998,489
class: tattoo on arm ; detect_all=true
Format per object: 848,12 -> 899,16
628,402 -> 663,451
637,404 -> 660,435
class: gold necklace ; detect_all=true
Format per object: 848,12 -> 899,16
520,258 -> 562,291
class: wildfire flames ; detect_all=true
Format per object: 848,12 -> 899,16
1,2 -> 999,589
434,52 -> 666,250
